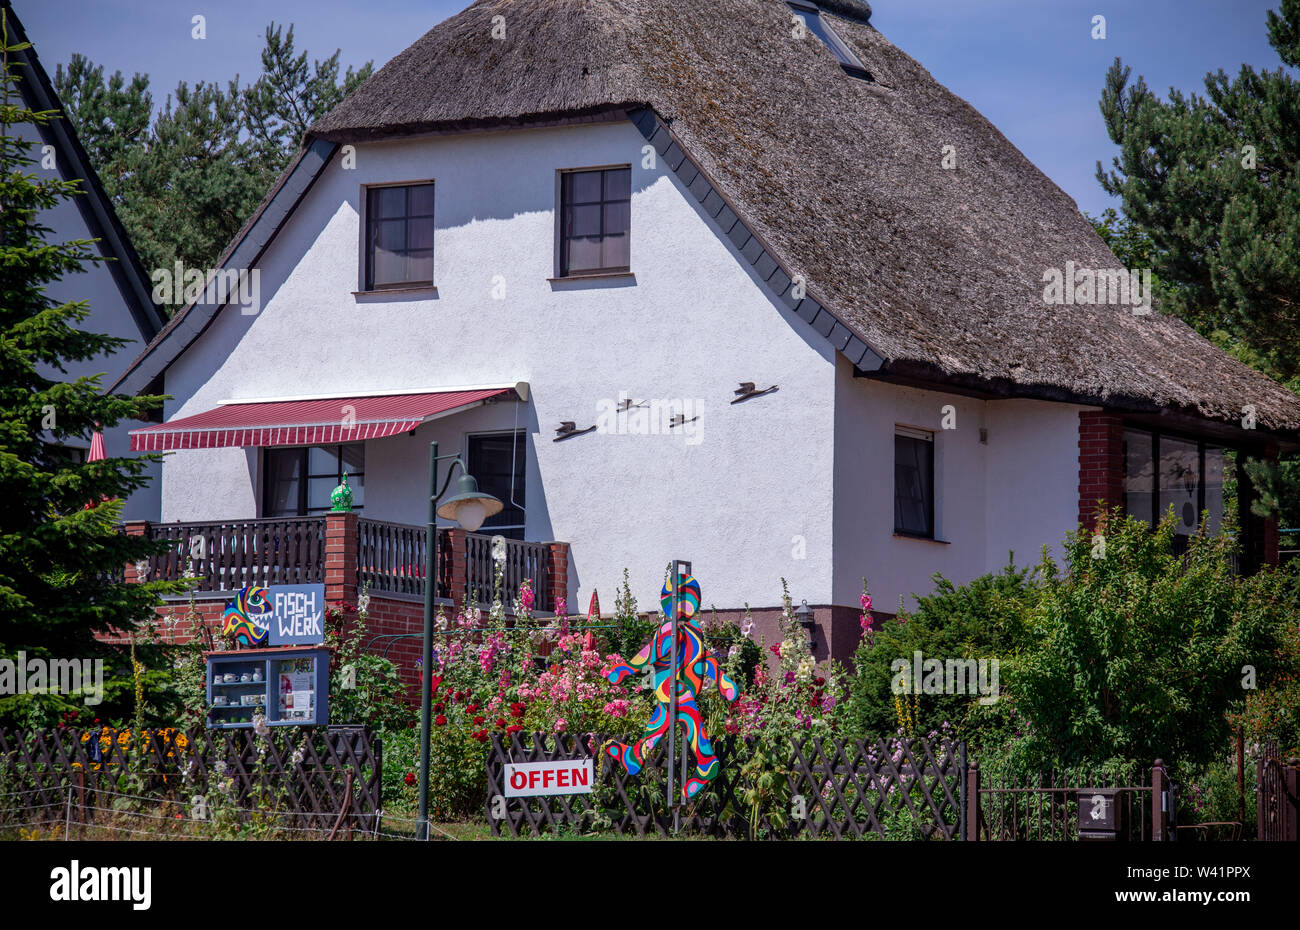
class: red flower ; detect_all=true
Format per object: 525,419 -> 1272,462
467,702 -> 480,713
434,702 -> 445,713
473,716 -> 485,726
435,714 -> 447,726
471,729 -> 489,743
495,718 -> 507,729
403,771 -> 416,786
510,702 -> 526,718
769,644 -> 780,656
506,724 -> 523,734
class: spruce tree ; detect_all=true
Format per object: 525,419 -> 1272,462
0,13 -> 178,726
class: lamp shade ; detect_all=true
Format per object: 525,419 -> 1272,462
436,473 -> 503,531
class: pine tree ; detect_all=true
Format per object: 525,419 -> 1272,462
54,23 -> 373,314
1096,0 -> 1300,383
0,13 -> 180,726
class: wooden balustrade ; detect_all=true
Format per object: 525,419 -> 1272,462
135,517 -> 565,612
146,517 -> 326,592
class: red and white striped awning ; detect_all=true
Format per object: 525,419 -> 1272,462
129,388 -> 512,452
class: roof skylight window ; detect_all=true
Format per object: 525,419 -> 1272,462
785,1 -> 873,81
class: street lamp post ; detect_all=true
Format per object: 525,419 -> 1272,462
417,440 -> 502,841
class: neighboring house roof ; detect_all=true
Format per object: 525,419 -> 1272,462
4,2 -> 166,344
113,0 -> 1300,437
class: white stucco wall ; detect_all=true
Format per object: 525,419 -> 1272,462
831,360 -> 1085,613
159,119 -> 840,612
983,398 -> 1087,574
29,122 -> 160,520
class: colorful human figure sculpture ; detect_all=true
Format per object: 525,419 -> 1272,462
604,574 -> 738,799
223,584 -> 272,647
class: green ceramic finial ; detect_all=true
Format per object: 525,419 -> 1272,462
330,472 -> 354,512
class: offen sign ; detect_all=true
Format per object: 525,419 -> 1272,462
504,759 -> 594,798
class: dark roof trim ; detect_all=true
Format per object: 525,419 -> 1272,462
857,363 -> 1300,449
4,3 -> 166,341
110,138 -> 338,395
630,107 -> 885,372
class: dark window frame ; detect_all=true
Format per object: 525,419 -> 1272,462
262,444 -> 365,517
557,165 -> 631,278
1121,426 -> 1228,529
362,181 -> 436,291
465,430 -> 526,539
1121,424 -> 1248,564
893,428 -> 935,539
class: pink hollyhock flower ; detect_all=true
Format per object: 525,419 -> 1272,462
554,718 -> 567,733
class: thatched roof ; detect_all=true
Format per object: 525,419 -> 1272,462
300,0 -> 1294,435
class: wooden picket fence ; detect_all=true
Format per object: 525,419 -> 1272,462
0,725 -> 382,834
484,732 -> 964,839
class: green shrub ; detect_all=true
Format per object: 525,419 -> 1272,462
1008,507 -> 1291,770
843,561 -> 1036,744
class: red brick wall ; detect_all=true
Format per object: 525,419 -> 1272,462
362,595 -> 425,698
100,596 -> 227,647
1078,411 -> 1125,533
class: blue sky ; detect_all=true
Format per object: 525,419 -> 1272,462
15,0 -> 1291,218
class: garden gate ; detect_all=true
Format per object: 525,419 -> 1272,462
1257,745 -> 1299,842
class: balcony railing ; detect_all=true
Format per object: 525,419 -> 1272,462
147,516 -> 326,591
138,516 -> 560,612
463,531 -> 552,611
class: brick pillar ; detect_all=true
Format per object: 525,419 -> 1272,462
444,527 -> 467,610
325,511 -> 358,606
123,520 -> 150,583
546,542 -> 570,615
1078,411 -> 1125,534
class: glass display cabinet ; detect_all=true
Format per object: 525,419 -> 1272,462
205,647 -> 330,729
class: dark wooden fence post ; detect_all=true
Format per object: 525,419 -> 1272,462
965,761 -> 980,841
1151,759 -> 1165,842
1287,758 -> 1300,843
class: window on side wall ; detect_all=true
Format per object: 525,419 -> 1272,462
558,166 -> 630,277
363,182 -> 434,290
466,431 -> 526,539
894,427 -> 934,538
264,444 -> 365,517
